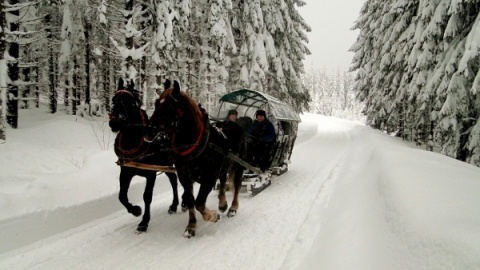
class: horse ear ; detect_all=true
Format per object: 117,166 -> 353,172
117,78 -> 125,90
163,79 -> 171,90
173,80 -> 181,97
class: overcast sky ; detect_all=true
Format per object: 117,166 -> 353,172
299,0 -> 365,72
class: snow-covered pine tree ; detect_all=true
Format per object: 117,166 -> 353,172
350,0 -> 389,129
109,0 -> 149,85
59,0 -> 86,115
378,0 -> 418,135
303,66 -> 364,120
171,0 -> 194,95
273,0 -> 311,111
303,66 -> 323,114
148,0 -> 193,108
37,1 -> 63,114
437,1 -> 480,162
201,0 -> 235,111
406,0 -> 449,145
17,2 -> 38,110
352,0 -> 480,166
186,0 -> 229,108
228,0 -> 310,112
89,0 -> 122,114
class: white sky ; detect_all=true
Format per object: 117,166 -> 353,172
299,0 -> 365,71
1,109 -> 479,269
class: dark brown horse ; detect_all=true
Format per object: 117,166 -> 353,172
109,78 -> 181,233
145,80 -> 245,238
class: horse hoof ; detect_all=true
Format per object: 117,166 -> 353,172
227,209 -> 237,218
130,205 -> 142,217
181,202 -> 188,212
184,229 -> 195,238
168,208 -> 177,215
219,203 -> 228,213
136,225 -> 148,233
215,214 -> 221,222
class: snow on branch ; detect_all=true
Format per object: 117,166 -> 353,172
109,37 -> 150,61
3,1 -> 40,13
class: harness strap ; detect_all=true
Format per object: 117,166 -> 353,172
117,110 -> 147,156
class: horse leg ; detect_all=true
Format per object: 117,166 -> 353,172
195,181 -> 220,223
119,168 -> 142,217
217,173 -> 228,212
137,172 -> 156,233
181,182 -> 197,238
166,172 -> 179,214
227,166 -> 243,217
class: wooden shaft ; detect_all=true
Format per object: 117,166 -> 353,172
116,160 -> 177,173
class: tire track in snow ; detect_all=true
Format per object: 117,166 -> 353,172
279,129 -> 351,270
0,177 -> 175,254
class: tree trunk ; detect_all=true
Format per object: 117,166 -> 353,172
35,57 -> 39,108
124,0 -> 135,81
0,0 -> 7,139
103,52 -> 111,113
72,57 -> 78,115
22,46 -> 30,109
45,14 -> 57,114
7,0 -> 19,128
84,19 -> 91,115
64,61 -> 70,108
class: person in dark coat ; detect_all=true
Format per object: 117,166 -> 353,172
246,109 -> 276,172
226,109 -> 238,122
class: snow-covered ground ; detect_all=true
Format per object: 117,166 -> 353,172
1,108 -> 479,270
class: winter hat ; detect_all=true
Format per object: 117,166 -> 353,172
228,109 -> 238,116
255,109 -> 266,117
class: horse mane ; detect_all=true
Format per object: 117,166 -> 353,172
160,87 -> 204,132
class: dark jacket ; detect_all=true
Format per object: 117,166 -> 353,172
247,119 -> 276,143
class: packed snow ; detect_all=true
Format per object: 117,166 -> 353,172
0,108 -> 479,269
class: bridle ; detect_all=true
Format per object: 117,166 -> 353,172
112,89 -> 147,157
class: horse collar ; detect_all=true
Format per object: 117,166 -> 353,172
172,109 -> 207,158
116,110 -> 147,157
115,89 -> 134,96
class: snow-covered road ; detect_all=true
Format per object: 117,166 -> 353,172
1,112 -> 479,269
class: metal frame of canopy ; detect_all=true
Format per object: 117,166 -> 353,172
217,89 -> 301,122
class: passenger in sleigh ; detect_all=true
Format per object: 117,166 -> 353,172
225,109 -> 238,122
246,109 -> 276,172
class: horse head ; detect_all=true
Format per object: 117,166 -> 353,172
109,78 -> 143,132
145,79 -> 207,158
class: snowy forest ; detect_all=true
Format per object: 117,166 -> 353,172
303,67 -> 365,122
350,0 -> 480,166
0,0 -> 312,140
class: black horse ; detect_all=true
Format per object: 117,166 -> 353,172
145,80 -> 245,238
109,78 -> 180,233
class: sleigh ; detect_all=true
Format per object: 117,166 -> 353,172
213,89 -> 301,195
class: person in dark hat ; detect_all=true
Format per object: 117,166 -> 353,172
246,109 -> 276,172
226,109 -> 238,122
